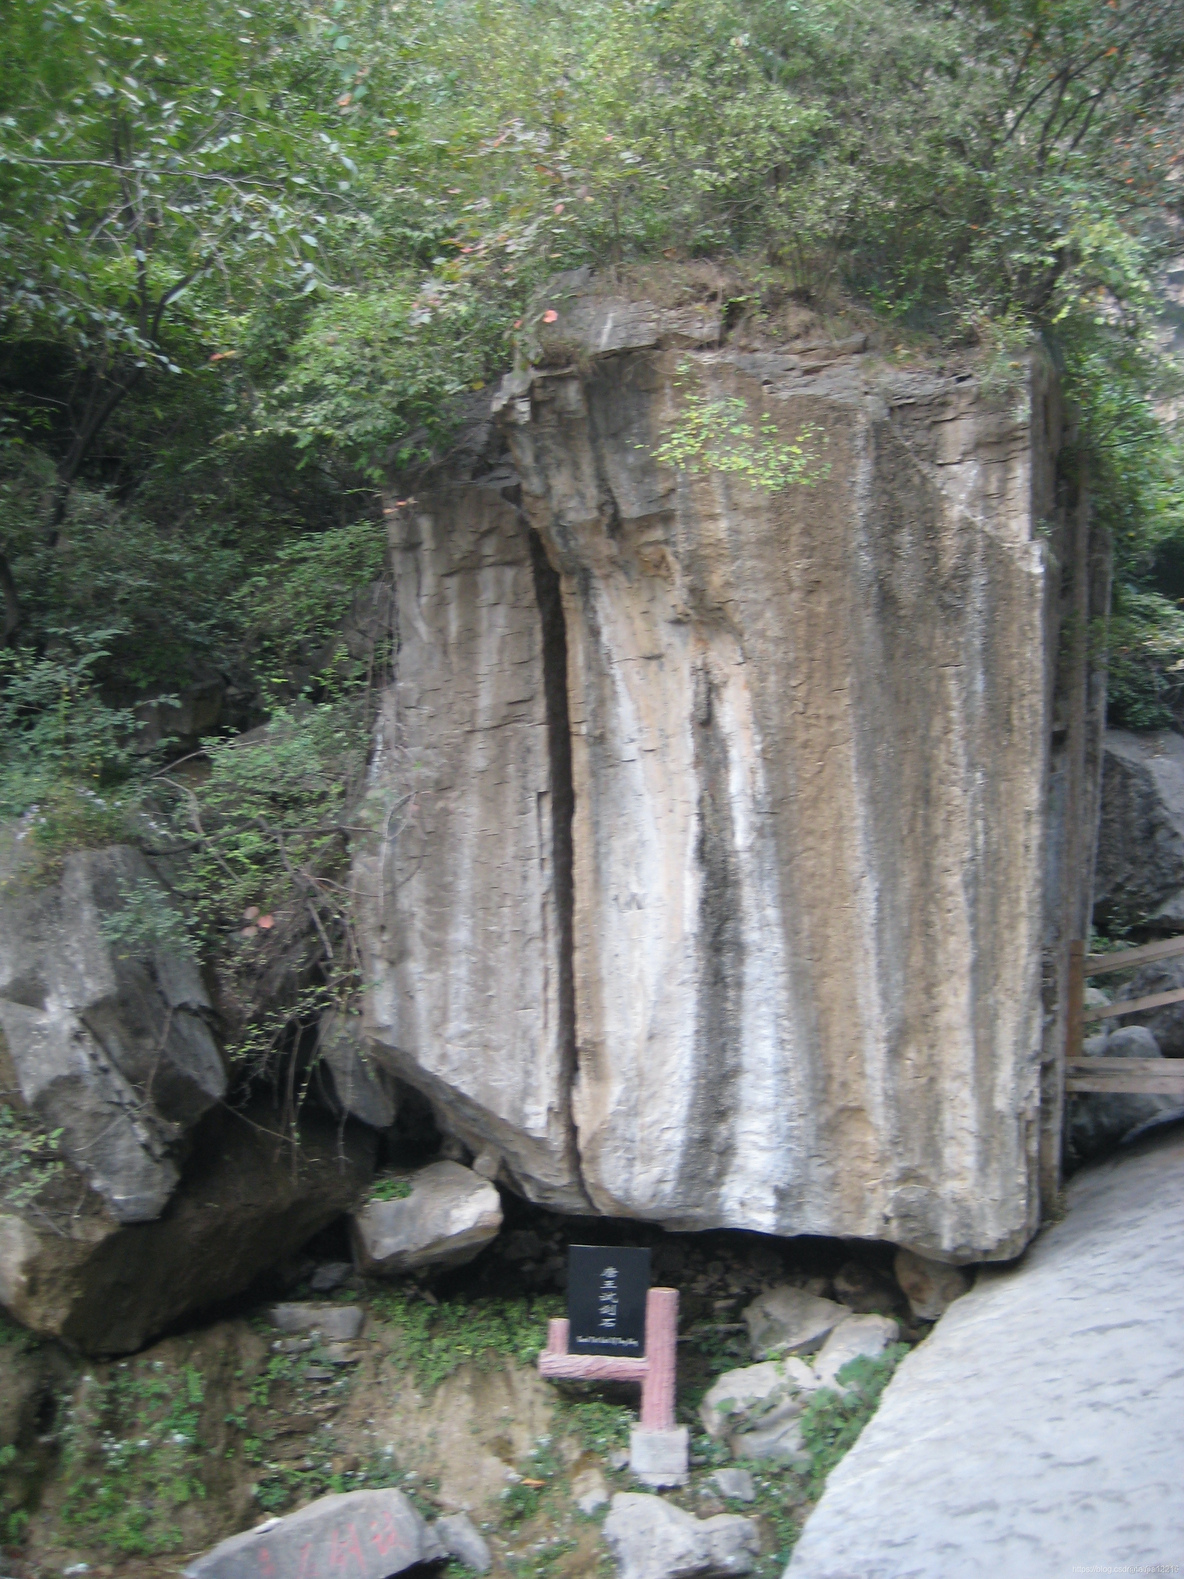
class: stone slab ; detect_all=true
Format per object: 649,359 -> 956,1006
785,1123 -> 1184,1577
629,1424 -> 689,1488
183,1489 -> 439,1578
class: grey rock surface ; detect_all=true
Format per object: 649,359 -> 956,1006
604,1493 -> 759,1579
892,1249 -> 971,1321
811,1314 -> 899,1388
744,1287 -> 849,1360
1111,954 -> 1184,1056
0,1106 -> 374,1353
1065,1025 -> 1182,1167
709,1469 -> 755,1504
435,1511 -> 492,1574
268,1303 -> 365,1341
784,1123 -> 1184,1578
700,1360 -> 817,1464
183,1489 -> 436,1578
0,841 -> 224,1221
350,1161 -> 502,1275
318,1010 -> 398,1130
356,279 -> 1106,1253
1094,729 -> 1184,928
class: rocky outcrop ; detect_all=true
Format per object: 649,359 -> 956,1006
604,1493 -> 759,1579
1094,729 -> 1184,930
355,278 -> 1107,1259
0,1106 -> 374,1353
0,840 -> 224,1221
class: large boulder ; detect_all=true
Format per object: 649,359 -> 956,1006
0,1105 -> 375,1353
351,1160 -> 502,1275
0,840 -> 224,1221
1094,730 -> 1184,930
354,279 -> 1106,1257
1107,955 -> 1184,1057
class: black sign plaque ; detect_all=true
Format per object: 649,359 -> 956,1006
567,1245 -> 651,1356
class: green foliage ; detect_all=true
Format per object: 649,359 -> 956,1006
238,517 -> 387,670
60,1360 -> 208,1555
553,1396 -> 633,1456
1103,587 -> 1184,731
369,1175 -> 413,1202
0,1309 -> 40,1353
372,1290 -> 563,1391
797,1343 -> 909,1495
653,376 -> 829,493
257,285 -> 503,483
0,1102 -> 64,1211
98,875 -> 195,961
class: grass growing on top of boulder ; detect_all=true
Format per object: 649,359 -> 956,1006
369,1175 -> 414,1202
372,1289 -> 564,1391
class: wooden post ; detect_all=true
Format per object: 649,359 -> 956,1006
639,1287 -> 677,1430
1066,939 -> 1085,1066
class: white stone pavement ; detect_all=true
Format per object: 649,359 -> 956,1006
786,1121 -> 1184,1579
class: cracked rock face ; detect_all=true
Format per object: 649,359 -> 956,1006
0,841 -> 225,1222
355,283 -> 1105,1260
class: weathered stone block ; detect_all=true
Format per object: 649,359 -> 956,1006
351,1160 -> 502,1275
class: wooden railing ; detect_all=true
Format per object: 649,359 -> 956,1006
1065,936 -> 1184,1095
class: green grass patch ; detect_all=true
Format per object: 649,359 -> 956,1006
372,1290 -> 562,1391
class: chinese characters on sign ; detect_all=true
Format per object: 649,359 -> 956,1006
567,1245 -> 651,1356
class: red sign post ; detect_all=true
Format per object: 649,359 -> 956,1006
538,1285 -> 688,1485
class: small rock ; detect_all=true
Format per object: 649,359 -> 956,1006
742,1286 -> 849,1360
812,1315 -> 899,1389
471,1148 -> 502,1181
267,1304 -> 364,1341
700,1360 -> 817,1465
893,1249 -> 972,1321
351,1161 -> 502,1276
608,1448 -> 631,1471
435,1512 -> 492,1574
309,1261 -> 353,1294
571,1465 -> 610,1515
183,1489 -> 436,1578
322,1343 -> 359,1366
710,1468 -> 756,1503
603,1493 -> 759,1579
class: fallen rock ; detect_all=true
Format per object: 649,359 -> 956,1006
710,1468 -> 756,1503
267,1303 -> 365,1342
572,1464 -> 610,1515
604,1492 -> 759,1579
812,1314 -> 900,1389
183,1489 -> 441,1578
893,1249 -> 973,1321
1111,956 -> 1184,1057
435,1511 -> 492,1573
700,1360 -> 817,1464
743,1287 -> 850,1360
0,1106 -> 375,1353
318,1010 -> 398,1130
351,1160 -> 502,1275
0,841 -> 225,1222
308,1260 -> 353,1293
1066,1026 -> 1183,1168
1094,729 -> 1184,929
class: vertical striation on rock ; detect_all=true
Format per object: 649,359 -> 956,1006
356,283 -> 1107,1260
353,483 -> 586,1209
